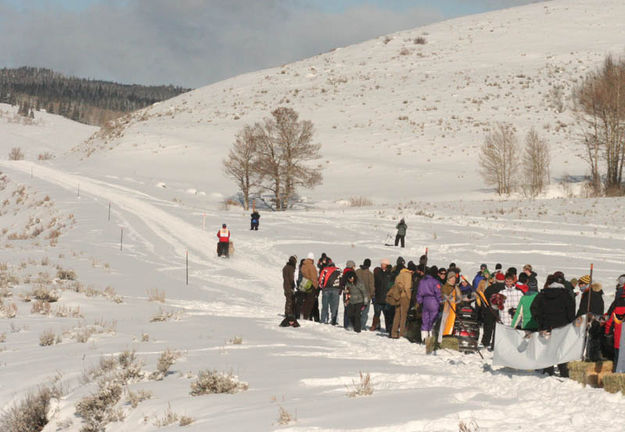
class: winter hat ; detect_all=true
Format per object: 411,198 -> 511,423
495,273 -> 505,281
419,254 -> 428,265
397,256 -> 406,266
507,267 -> 517,276
381,258 -> 391,266
495,263 -> 502,270
428,266 -> 439,277
307,252 -> 315,260
483,269 -> 491,279
579,275 -> 591,285
407,261 -> 417,272
346,260 -> 356,268
362,258 -> 371,269
449,262 -> 457,270
553,271 -> 566,284
222,223 -> 227,228
480,263 -> 488,270
446,272 -> 457,281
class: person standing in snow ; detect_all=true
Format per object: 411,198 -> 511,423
417,266 -> 443,341
340,260 -> 357,329
500,273 -> 524,326
522,264 -> 539,292
345,272 -> 368,333
390,262 -> 415,339
530,273 -> 576,377
318,258 -> 342,325
299,252 -> 319,320
281,256 -> 297,322
355,258 -> 375,330
576,275 -> 604,318
472,264 -> 488,290
481,273 -> 505,349
217,223 -> 230,257
250,210 -> 260,230
395,218 -> 407,248
372,259 -> 395,332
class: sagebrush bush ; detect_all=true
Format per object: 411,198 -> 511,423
75,379 -> 124,432
0,385 -> 60,432
190,370 -> 248,396
146,288 -> 165,302
8,147 -> 24,160
32,285 -> 59,302
39,329 -> 57,346
346,372 -> 373,398
152,348 -> 180,380
126,389 -> 152,408
56,269 -> 76,280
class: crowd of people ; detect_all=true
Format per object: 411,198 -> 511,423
281,251 -> 625,376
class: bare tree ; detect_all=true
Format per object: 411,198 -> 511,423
479,123 -> 520,195
256,107 -> 322,210
574,55 -> 625,195
522,128 -> 550,197
223,125 -> 260,210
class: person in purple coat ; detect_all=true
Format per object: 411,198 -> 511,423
417,267 -> 443,341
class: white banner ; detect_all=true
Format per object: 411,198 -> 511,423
493,316 -> 587,370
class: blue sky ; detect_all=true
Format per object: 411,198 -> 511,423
0,0 -> 544,87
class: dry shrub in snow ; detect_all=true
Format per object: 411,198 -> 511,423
75,380 -> 125,432
39,329 -> 61,346
0,298 -> 17,318
414,36 -> 427,44
146,288 -> 166,302
190,370 -> 248,396
349,196 -> 373,207
346,372 -> 373,398
150,348 -> 180,380
126,389 -> 152,408
230,336 -> 243,345
56,268 -> 76,280
38,152 -> 55,160
459,419 -> 480,432
32,285 -> 59,302
0,385 -> 60,432
8,147 -> 24,160
276,406 -> 296,426
150,307 -> 181,322
31,299 -> 51,315
0,332 -> 6,342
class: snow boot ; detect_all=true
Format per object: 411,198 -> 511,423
370,316 -> 380,331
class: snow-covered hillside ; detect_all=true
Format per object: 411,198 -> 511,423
60,0 -> 625,205
1,1 -> 625,431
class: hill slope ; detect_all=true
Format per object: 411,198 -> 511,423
71,0 -> 625,205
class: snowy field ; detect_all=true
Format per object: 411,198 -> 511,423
1,0 -> 625,430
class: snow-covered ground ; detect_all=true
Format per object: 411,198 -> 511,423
1,0 -> 625,430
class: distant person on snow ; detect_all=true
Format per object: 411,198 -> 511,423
250,210 -> 260,230
395,218 -> 407,248
217,224 -> 230,257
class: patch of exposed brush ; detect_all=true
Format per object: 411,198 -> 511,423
346,372 -> 373,398
190,369 -> 248,396
0,384 -> 62,432
150,348 -> 181,381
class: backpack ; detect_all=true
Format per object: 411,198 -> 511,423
320,268 -> 341,290
385,282 -> 401,306
297,277 -> 314,293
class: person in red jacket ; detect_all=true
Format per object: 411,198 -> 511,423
217,224 -> 230,257
605,289 -> 625,371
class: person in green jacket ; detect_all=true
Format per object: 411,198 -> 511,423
512,291 -> 539,330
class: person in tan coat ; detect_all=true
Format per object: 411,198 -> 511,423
300,252 -> 319,320
391,263 -> 415,338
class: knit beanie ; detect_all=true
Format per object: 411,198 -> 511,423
362,258 -> 371,269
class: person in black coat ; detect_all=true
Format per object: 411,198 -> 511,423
481,277 -> 504,349
576,282 -> 604,318
531,276 -> 576,377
